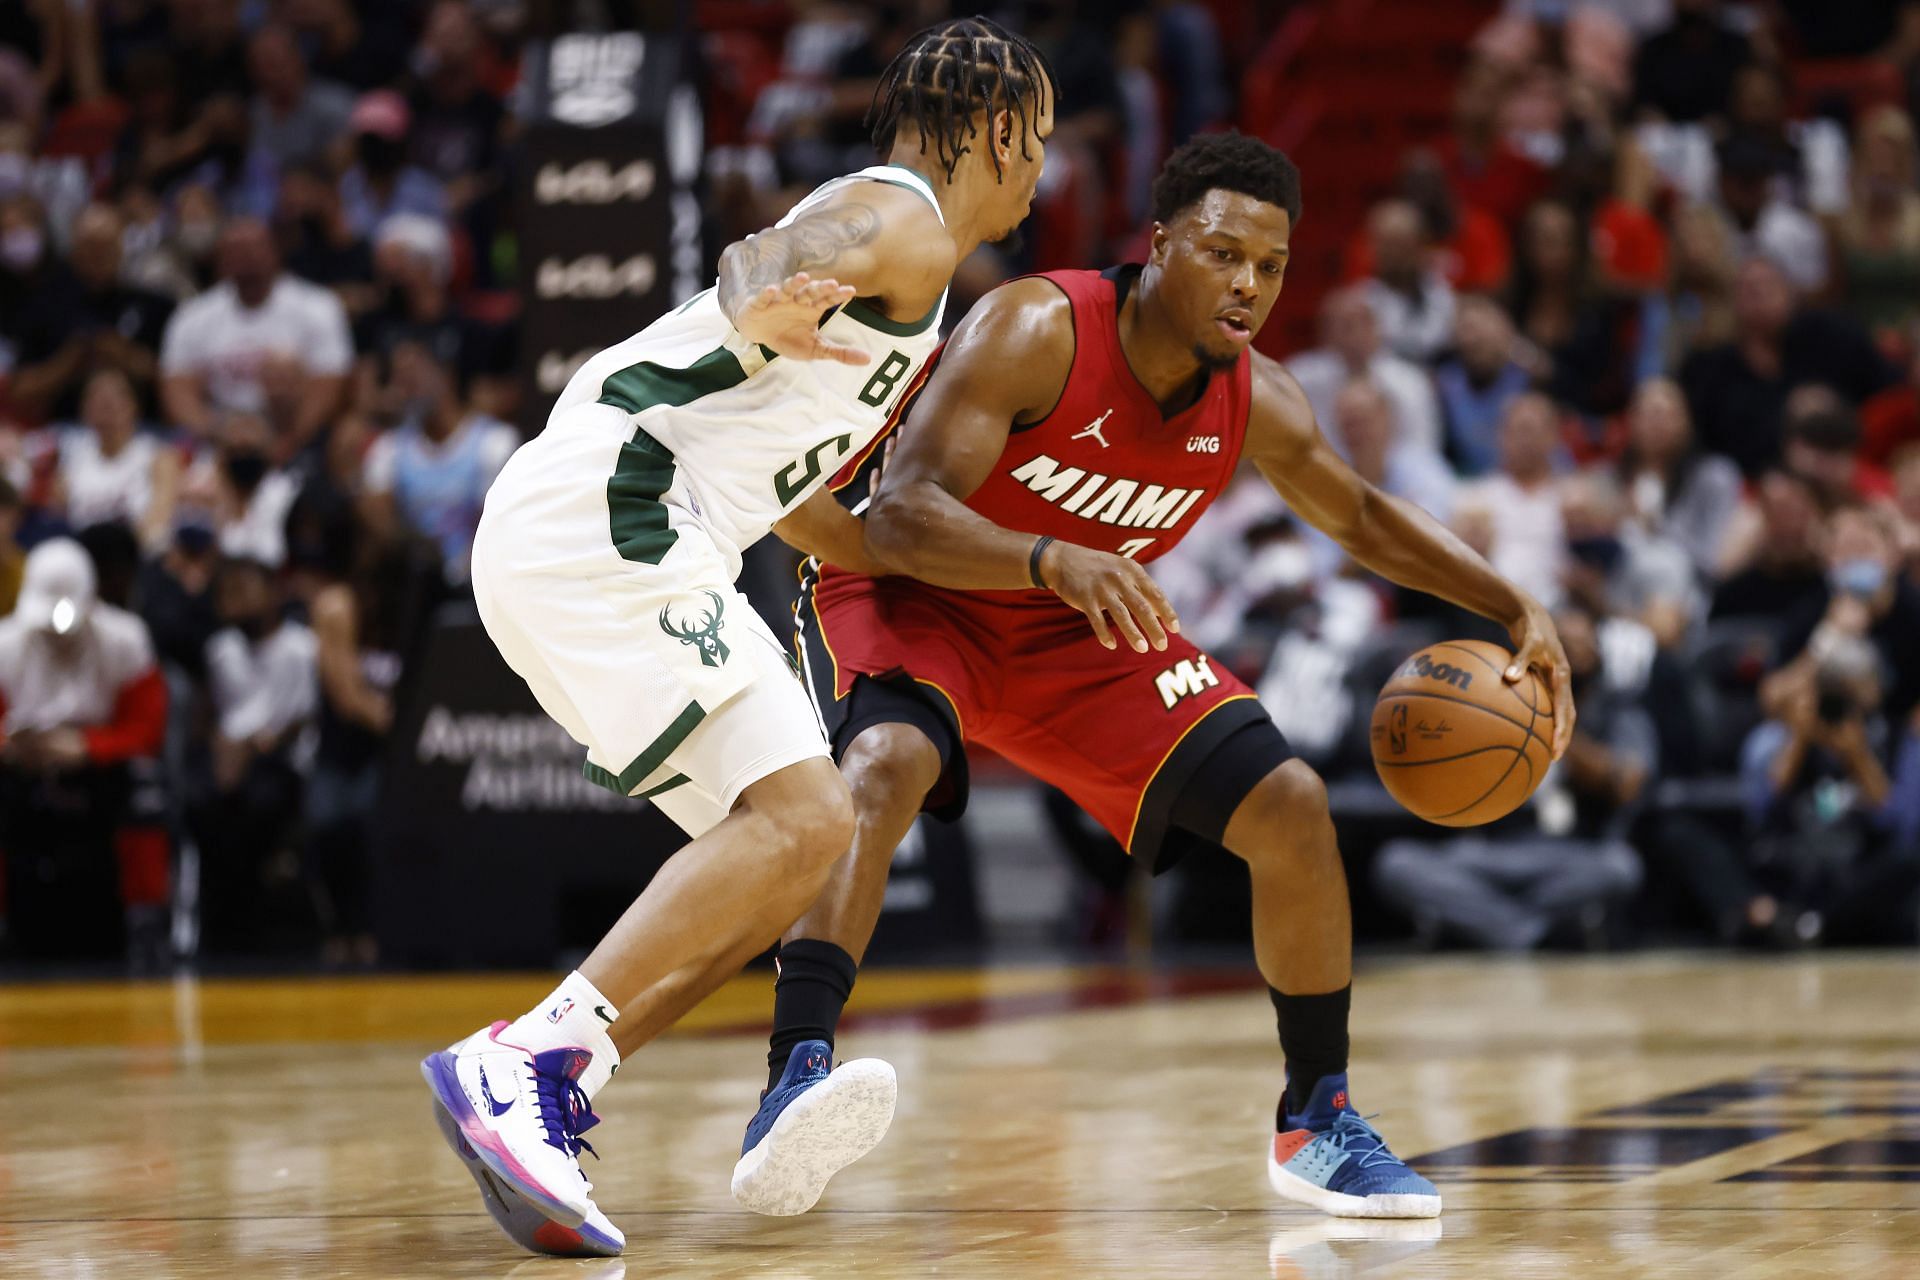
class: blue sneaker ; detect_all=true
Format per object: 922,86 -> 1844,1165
428,1091 -> 624,1256
730,1040 -> 897,1216
1267,1074 -> 1441,1218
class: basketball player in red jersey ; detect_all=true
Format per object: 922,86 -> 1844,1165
731,133 -> 1573,1219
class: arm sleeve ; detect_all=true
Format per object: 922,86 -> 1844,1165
82,667 -> 169,763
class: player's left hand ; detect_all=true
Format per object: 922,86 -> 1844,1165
1505,597 -> 1575,760
733,272 -> 871,365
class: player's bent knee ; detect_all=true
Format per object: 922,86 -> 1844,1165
841,723 -> 942,821
1262,759 -> 1331,829
1228,759 -> 1335,870
737,760 -> 857,869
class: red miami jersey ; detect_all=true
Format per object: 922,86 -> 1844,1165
959,265 -> 1251,564
798,265 -> 1273,862
821,264 -> 1252,571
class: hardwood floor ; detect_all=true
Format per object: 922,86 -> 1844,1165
1,953 -> 1915,1277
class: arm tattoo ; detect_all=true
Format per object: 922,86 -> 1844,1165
718,201 -> 883,320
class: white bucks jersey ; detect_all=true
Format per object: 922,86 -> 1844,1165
548,164 -> 947,573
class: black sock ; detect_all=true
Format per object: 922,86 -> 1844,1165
1270,984 -> 1351,1127
767,939 -> 859,1091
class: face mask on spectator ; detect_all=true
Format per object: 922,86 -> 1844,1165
1,225 -> 42,272
222,450 -> 270,492
1831,557 -> 1887,599
176,523 -> 215,557
1568,535 -> 1625,574
358,135 -> 406,177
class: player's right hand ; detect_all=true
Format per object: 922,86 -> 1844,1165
1041,542 -> 1180,654
732,272 -> 872,365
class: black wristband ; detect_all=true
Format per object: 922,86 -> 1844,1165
1028,535 -> 1056,589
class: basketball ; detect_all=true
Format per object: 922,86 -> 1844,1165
1369,639 -> 1553,827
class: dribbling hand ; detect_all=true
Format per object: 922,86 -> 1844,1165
1505,597 -> 1575,759
733,272 -> 872,365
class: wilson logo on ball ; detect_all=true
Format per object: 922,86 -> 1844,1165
1398,654 -> 1473,691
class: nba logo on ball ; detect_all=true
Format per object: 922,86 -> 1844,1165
547,997 -> 575,1024
1371,640 -> 1552,827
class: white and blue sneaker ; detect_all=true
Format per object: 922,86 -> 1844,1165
1267,1074 -> 1441,1219
730,1040 -> 897,1216
428,1089 -> 624,1256
421,1022 -> 610,1231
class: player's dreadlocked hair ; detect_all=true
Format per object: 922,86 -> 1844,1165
1151,132 -> 1303,227
866,16 -> 1056,183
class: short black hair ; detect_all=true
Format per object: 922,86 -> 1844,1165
1151,131 -> 1303,227
868,16 -> 1056,182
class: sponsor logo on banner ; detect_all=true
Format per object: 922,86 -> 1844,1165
535,159 -> 657,204
535,253 -> 659,300
414,707 -> 629,812
548,33 -> 645,127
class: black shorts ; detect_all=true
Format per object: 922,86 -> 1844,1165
810,669 -> 1294,873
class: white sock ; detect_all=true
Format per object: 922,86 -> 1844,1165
500,970 -> 622,1100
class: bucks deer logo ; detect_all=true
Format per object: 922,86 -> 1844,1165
659,590 -> 730,667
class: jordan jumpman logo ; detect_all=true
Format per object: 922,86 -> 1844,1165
1072,409 -> 1114,448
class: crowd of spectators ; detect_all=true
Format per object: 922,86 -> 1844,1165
1161,0 -> 1920,951
0,0 -> 506,967
2,0 -> 1918,967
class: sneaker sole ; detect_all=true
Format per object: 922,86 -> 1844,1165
731,1058 -> 898,1217
419,1050 -> 588,1229
429,1095 -> 623,1257
1267,1151 -> 1442,1219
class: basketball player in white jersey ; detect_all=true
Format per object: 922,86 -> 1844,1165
419,18 -> 1057,1257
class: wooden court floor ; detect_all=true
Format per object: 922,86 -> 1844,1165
0,953 -> 1916,1278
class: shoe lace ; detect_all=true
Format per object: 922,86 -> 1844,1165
1323,1110 -> 1400,1171
531,1063 -> 601,1162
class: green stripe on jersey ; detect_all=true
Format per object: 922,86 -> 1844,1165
600,344 -> 772,564
840,296 -> 938,337
599,344 -> 751,417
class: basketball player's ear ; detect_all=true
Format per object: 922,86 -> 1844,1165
993,108 -> 1015,166
1149,223 -> 1170,267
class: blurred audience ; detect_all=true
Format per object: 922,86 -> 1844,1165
1435,294 -> 1535,476
3,0 -> 1919,963
0,539 -> 168,963
1456,392 -> 1567,609
1680,257 -> 1892,478
9,202 -> 174,424
158,218 -> 352,454
362,339 -> 514,583
1359,199 -> 1458,365
1289,288 -> 1442,454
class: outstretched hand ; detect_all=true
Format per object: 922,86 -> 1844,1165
732,272 -> 870,365
1505,597 -> 1575,759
